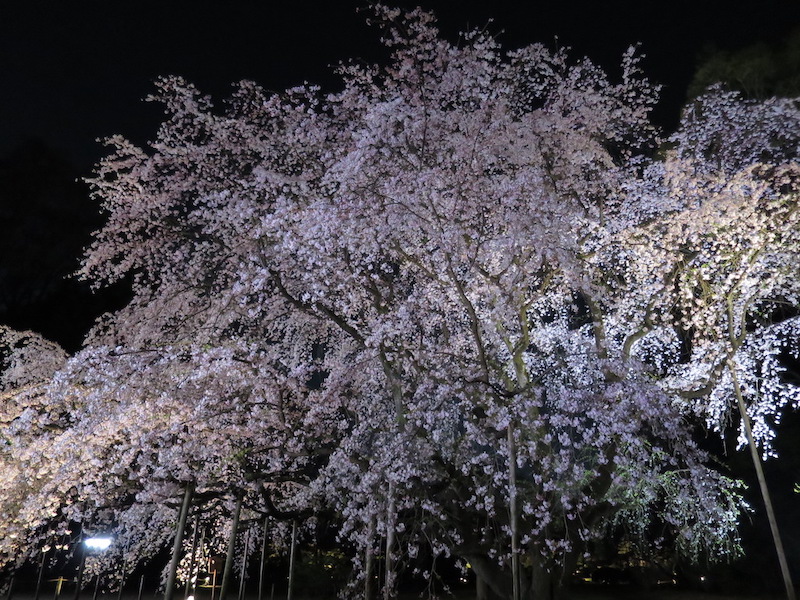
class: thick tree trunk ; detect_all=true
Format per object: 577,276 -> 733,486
476,574 -> 489,600
527,548 -> 576,600
529,558 -> 561,600
462,555 -> 511,600
464,550 -> 573,600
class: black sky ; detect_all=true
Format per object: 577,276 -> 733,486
3,0 -> 800,172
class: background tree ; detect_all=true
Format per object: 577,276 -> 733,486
688,27 -> 800,100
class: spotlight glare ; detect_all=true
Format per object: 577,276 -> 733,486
84,537 -> 112,551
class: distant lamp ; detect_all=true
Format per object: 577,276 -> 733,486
84,537 -> 112,551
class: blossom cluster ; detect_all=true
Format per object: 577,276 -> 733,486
2,7 -> 798,599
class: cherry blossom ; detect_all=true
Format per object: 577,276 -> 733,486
3,7 -> 798,600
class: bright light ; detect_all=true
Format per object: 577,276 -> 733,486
84,537 -> 112,551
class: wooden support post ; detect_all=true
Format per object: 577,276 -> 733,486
258,516 -> 268,600
219,494 -> 243,600
384,485 -> 396,600
364,518 -> 375,600
35,545 -> 48,600
165,484 -> 194,600
508,423 -> 520,600
237,527 -> 251,600
286,521 -> 297,600
185,514 -> 201,600
4,573 -> 14,600
729,361 -> 796,600
117,559 -> 127,600
73,534 -> 86,600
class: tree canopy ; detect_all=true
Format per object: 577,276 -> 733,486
1,7 -> 799,600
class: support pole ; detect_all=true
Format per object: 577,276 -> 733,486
729,361 -> 796,600
165,484 -> 195,600
508,423 -> 520,600
237,527 -> 251,600
258,516 -> 268,600
73,534 -> 86,600
53,576 -> 65,600
117,558 -> 127,600
192,528 -> 205,600
185,514 -> 201,600
35,545 -> 48,600
219,494 -> 243,600
364,518 -> 375,600
384,485 -> 396,600
4,573 -> 14,600
286,521 -> 297,600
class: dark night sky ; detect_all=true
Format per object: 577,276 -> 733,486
1,0 -> 799,348
2,0 -> 800,172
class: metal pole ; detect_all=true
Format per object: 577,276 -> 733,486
91,575 -> 100,600
137,576 -> 144,600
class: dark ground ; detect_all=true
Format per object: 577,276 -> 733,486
3,587 -> 786,600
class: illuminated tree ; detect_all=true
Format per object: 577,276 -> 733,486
3,7 -> 799,600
